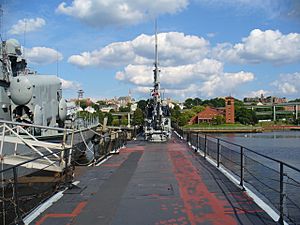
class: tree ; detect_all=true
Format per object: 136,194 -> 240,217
170,104 -> 181,124
178,110 -> 195,126
202,98 -> 225,107
184,98 -> 194,109
119,106 -> 130,112
235,108 -> 258,125
105,113 -> 113,125
212,115 -> 225,125
137,100 -> 147,111
191,105 -> 205,114
289,99 -> 300,102
194,97 -> 202,106
132,108 -> 144,125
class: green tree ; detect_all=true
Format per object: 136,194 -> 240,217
178,110 -> 195,126
170,104 -> 181,124
105,113 -> 113,125
119,106 -> 130,112
194,97 -> 202,106
235,108 -> 258,125
289,99 -> 300,102
191,105 -> 205,114
212,115 -> 225,125
184,98 -> 194,109
132,108 -> 144,125
202,98 -> 225,107
137,100 -> 147,111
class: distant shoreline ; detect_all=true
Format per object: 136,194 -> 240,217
182,125 -> 300,133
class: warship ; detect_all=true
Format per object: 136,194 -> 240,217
144,24 -> 171,142
0,38 -> 99,174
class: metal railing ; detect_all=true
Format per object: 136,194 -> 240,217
0,149 -> 73,225
0,122 -> 129,224
80,129 -> 127,166
173,125 -> 300,225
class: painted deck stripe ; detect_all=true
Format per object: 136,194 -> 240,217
168,146 -> 238,225
35,201 -> 87,225
23,181 -> 80,224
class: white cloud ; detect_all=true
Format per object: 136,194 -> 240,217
117,62 -> 254,98
59,78 -> 81,90
199,71 -> 254,97
56,0 -> 188,27
116,59 -> 223,87
25,47 -> 63,65
9,18 -> 46,35
68,32 -> 209,68
213,29 -> 300,65
246,89 -> 270,98
272,72 -> 300,95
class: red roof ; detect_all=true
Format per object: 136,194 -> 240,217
197,107 -> 221,119
189,106 -> 224,124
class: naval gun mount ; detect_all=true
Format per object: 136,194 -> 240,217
144,98 -> 171,142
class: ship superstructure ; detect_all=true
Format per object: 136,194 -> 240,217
0,39 -> 67,134
144,23 -> 171,142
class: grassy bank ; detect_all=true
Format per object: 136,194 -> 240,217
182,121 -> 300,133
183,123 -> 262,133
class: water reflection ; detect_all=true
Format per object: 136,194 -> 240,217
215,131 -> 300,169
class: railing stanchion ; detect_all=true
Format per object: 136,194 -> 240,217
240,146 -> 245,191
278,162 -> 284,225
13,167 -> 24,224
196,132 -> 199,153
217,139 -> 220,167
204,134 -> 207,159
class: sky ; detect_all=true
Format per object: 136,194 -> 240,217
2,0 -> 300,101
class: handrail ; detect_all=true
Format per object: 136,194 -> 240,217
11,125 -> 60,160
183,129 -> 300,172
174,125 -> 300,225
0,120 -> 73,132
0,149 -> 69,174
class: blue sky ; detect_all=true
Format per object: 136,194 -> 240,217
2,0 -> 300,101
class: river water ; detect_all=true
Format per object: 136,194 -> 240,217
214,131 -> 300,169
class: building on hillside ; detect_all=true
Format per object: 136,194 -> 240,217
244,94 -> 287,105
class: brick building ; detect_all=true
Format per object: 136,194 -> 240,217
225,96 -> 235,123
189,96 -> 235,124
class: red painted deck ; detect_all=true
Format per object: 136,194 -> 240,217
31,136 -> 276,225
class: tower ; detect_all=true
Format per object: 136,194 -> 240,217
225,96 -> 235,124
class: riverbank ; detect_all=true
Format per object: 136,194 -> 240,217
182,123 -> 300,133
183,124 -> 263,133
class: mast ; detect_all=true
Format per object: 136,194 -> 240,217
154,20 -> 158,86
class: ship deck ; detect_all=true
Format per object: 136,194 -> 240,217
29,135 -> 277,225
